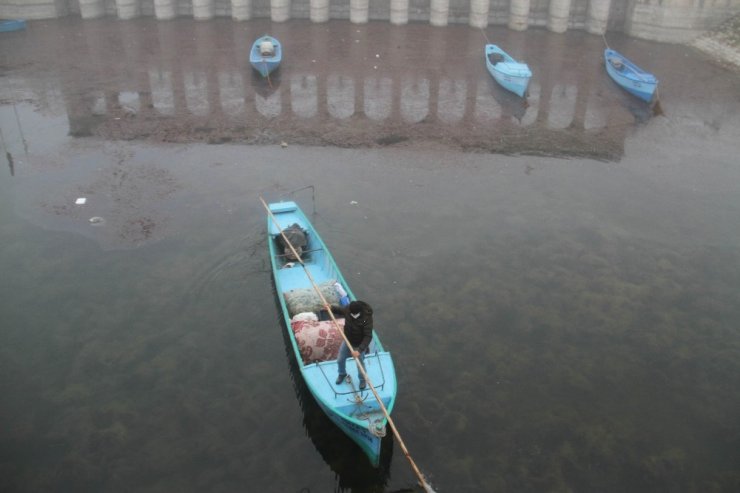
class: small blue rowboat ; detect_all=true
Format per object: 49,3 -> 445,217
250,35 -> 282,78
485,44 -> 532,98
604,48 -> 658,103
0,19 -> 27,33
266,201 -> 397,467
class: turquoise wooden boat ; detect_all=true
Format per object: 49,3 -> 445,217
266,201 -> 397,467
604,48 -> 658,103
0,19 -> 26,33
250,35 -> 282,78
485,44 -> 532,98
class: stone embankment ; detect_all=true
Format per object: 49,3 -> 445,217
691,15 -> 740,70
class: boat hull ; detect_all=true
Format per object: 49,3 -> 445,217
604,48 -> 658,103
266,201 -> 396,467
485,44 -> 531,98
319,399 -> 384,466
250,59 -> 280,78
250,35 -> 282,77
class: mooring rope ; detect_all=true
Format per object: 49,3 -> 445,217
602,32 -> 611,50
263,59 -> 273,89
260,197 -> 436,493
480,27 -> 492,45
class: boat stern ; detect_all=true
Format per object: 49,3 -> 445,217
303,351 -> 397,466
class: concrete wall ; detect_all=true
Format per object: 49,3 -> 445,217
1,0 -> 739,42
626,0 -> 740,43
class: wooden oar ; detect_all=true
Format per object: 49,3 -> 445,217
260,197 -> 436,493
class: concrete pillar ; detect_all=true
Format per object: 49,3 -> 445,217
310,0 -> 329,22
390,0 -> 408,25
115,0 -> 140,19
232,0 -> 251,20
586,0 -> 611,35
79,0 -> 105,19
469,0 -> 490,29
154,0 -> 176,20
508,0 -> 530,31
547,0 -> 571,33
271,0 -> 290,22
430,0 -> 449,27
193,0 -> 214,19
350,0 -> 369,24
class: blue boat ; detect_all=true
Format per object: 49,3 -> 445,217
0,19 -> 26,33
266,201 -> 397,467
604,48 -> 658,103
485,44 -> 532,98
250,35 -> 282,78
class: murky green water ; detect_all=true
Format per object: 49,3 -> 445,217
2,18 -> 740,493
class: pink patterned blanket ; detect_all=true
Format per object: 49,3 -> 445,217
291,318 -> 344,364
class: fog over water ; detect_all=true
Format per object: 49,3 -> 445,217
1,17 -> 740,493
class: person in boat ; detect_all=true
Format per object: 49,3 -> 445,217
333,300 -> 374,390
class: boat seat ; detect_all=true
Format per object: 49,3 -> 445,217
260,40 -> 275,56
609,58 -> 624,70
488,53 -> 505,65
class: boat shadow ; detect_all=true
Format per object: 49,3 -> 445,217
251,68 -> 282,98
486,78 -> 528,124
273,284 -> 395,491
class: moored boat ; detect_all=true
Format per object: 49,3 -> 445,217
265,201 -> 397,467
485,44 -> 532,98
0,19 -> 26,33
250,35 -> 282,78
604,48 -> 658,103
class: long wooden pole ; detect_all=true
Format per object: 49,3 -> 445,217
260,197 -> 435,493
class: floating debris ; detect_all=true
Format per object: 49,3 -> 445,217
281,141 -> 288,148
89,216 -> 105,225
75,197 -> 87,205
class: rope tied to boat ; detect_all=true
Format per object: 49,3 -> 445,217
356,414 -> 387,438
263,59 -> 273,89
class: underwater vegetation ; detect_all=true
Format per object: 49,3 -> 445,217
1,200 -> 739,492
381,227 -> 740,492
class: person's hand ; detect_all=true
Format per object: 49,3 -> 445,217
351,350 -> 360,358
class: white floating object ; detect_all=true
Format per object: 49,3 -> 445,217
75,198 -> 87,205
89,216 -> 104,225
375,54 -> 380,58
350,200 -> 358,205
281,141 -> 288,148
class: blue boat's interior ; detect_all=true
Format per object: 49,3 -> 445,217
268,202 -> 333,290
605,49 -> 657,84
251,36 -> 281,63
268,202 -> 396,421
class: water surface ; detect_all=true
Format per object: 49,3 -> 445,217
2,18 -> 740,493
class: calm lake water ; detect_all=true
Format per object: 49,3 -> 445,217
2,18 -> 740,493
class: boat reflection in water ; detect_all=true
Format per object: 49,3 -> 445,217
485,76 -> 529,124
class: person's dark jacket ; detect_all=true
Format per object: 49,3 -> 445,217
332,300 -> 373,353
